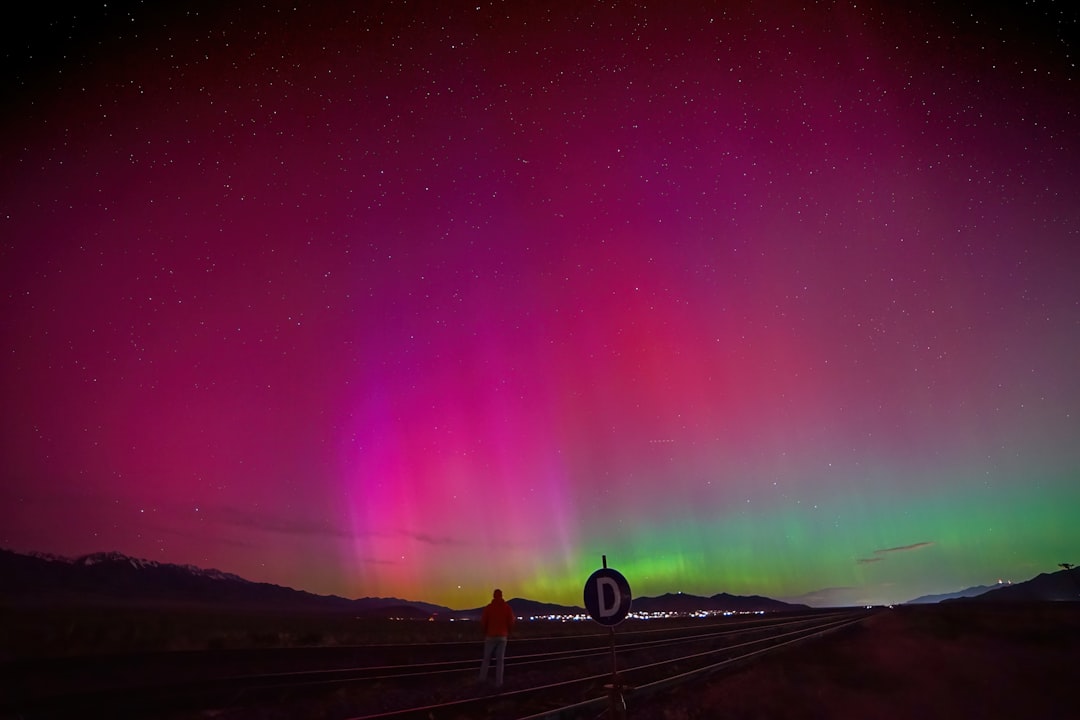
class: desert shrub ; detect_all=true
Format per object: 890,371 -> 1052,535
297,631 -> 325,645
248,630 -> 283,647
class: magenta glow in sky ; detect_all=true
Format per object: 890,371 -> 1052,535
2,1 -> 1078,608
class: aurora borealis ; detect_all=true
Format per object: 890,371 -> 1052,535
2,1 -> 1078,609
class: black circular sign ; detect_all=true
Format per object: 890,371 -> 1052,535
583,567 -> 632,626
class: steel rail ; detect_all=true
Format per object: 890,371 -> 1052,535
343,611 -> 870,720
225,610 -> 852,687
1,610 -> 867,719
511,612 -> 872,720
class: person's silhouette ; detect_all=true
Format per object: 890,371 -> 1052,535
478,588 -> 516,688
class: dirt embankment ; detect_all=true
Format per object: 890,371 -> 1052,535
635,603 -> 1080,719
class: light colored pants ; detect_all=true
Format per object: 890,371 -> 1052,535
478,635 -> 508,686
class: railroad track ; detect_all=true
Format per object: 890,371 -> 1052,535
350,610 -> 871,719
1,609 -> 872,719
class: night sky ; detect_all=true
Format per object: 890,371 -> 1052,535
2,1 -> 1078,609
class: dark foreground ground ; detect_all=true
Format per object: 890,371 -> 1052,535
634,602 -> 1080,720
4,601 -> 1079,719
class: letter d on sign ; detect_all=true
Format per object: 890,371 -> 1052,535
584,567 -> 632,626
597,576 -> 619,617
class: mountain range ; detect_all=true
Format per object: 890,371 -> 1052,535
3,549 -> 1075,617
905,583 -> 1005,604
905,569 -> 1080,605
0,548 -> 806,617
958,567 -> 1080,603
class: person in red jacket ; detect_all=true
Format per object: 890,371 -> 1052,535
478,588 -> 516,687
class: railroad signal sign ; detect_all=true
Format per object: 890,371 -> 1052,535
584,567 -> 632,626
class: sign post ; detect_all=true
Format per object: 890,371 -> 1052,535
583,555 -> 632,719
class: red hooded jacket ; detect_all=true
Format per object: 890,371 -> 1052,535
480,589 -> 515,637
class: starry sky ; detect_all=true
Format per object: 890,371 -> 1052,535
2,1 -> 1078,609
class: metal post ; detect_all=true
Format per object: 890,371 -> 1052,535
608,626 -> 624,719
609,627 -> 617,676
602,554 -> 625,719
